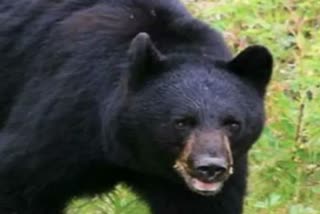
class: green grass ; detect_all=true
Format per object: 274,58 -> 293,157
68,0 -> 320,213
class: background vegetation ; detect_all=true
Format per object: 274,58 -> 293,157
68,0 -> 320,213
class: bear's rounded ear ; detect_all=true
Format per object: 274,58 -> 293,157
127,32 -> 166,91
227,45 -> 273,96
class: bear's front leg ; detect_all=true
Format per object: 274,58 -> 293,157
131,173 -> 246,214
129,155 -> 248,214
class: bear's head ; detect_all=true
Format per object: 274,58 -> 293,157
116,32 -> 273,196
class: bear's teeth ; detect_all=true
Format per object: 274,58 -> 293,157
191,178 -> 222,192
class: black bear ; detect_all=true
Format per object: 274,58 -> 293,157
0,0 -> 273,213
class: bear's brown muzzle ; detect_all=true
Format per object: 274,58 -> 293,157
173,130 -> 234,195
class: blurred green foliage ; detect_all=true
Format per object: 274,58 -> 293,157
68,0 -> 320,213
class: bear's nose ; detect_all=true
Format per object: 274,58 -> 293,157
193,157 -> 228,181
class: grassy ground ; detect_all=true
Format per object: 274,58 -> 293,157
68,0 -> 320,213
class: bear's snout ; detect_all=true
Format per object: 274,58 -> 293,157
192,157 -> 228,183
174,130 -> 234,196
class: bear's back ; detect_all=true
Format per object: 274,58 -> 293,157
0,0 -> 230,127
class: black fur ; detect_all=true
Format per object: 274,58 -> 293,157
0,0 -> 272,213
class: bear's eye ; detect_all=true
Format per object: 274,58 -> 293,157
223,120 -> 241,135
174,117 -> 196,130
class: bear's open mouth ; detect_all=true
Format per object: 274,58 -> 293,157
190,177 -> 224,194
